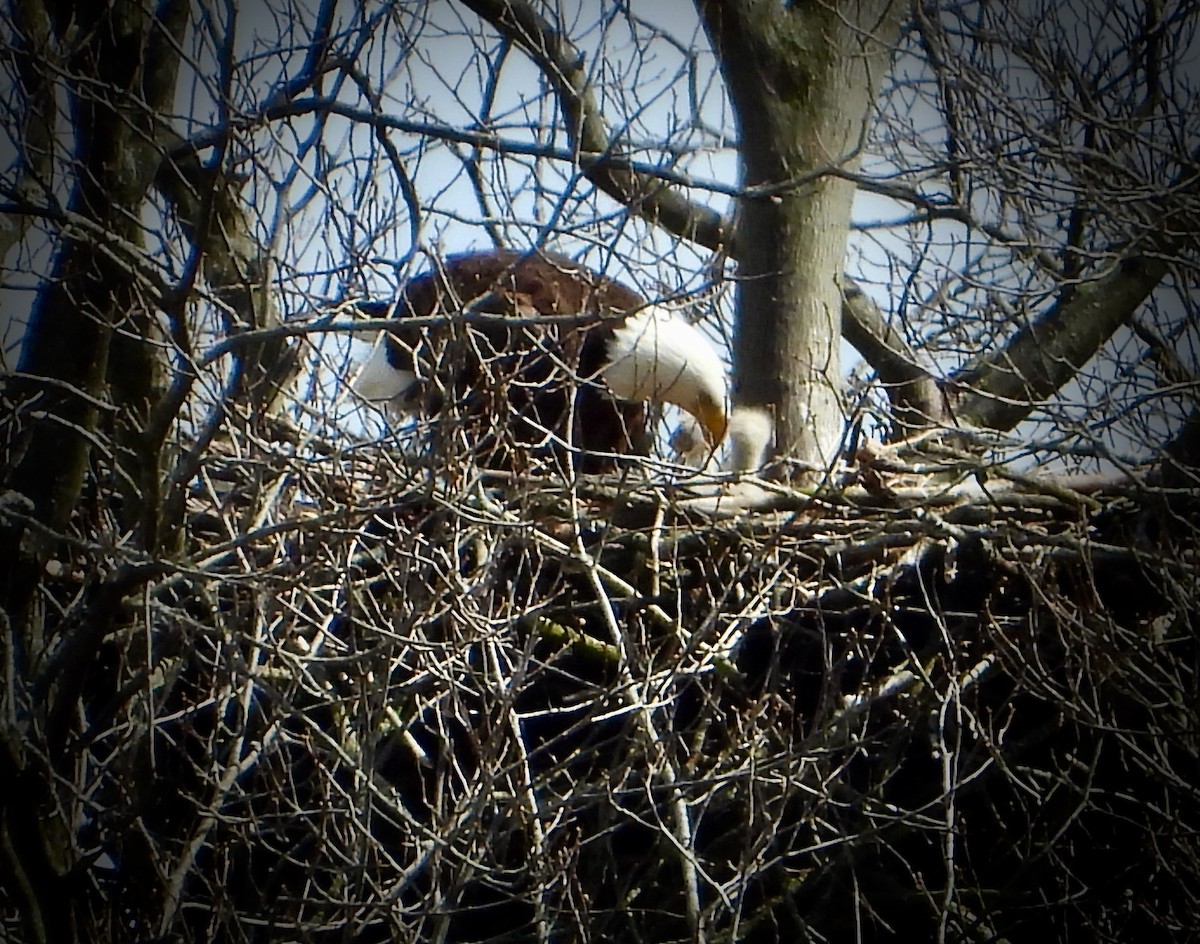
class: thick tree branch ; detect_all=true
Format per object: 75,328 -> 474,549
696,0 -> 906,464
913,2 -> 1197,439
842,278 -> 946,432
949,255 -> 1171,431
4,0 -> 189,539
945,136 -> 1197,438
456,0 -> 731,248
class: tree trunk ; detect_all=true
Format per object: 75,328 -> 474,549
1,4 -> 187,942
5,1 -> 187,539
697,0 -> 902,468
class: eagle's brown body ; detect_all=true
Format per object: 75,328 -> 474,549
365,249 -> 651,471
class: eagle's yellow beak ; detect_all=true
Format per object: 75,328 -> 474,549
695,392 -> 728,446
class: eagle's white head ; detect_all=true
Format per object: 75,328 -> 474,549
351,334 -> 420,419
600,304 -> 728,447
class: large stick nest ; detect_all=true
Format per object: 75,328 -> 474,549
20,419 -> 1200,942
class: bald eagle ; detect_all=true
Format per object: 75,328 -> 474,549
353,249 -> 728,471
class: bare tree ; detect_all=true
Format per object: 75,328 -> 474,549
1,1 -> 1197,942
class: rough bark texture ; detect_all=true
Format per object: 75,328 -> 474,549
696,0 -> 903,468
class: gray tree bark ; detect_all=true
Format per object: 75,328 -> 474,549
695,0 -> 904,467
